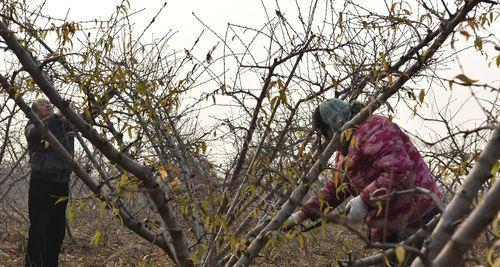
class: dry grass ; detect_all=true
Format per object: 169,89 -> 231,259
0,213 -> 494,266
0,215 -> 173,267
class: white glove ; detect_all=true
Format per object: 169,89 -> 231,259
346,195 -> 368,223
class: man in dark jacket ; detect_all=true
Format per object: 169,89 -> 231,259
24,99 -> 74,267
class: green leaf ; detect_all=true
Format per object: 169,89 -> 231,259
496,56 -> 500,68
395,245 -> 405,265
474,37 -> 483,51
455,74 -> 478,85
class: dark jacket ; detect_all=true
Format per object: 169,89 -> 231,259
25,113 -> 74,183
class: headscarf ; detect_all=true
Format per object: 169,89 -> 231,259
318,99 -> 362,137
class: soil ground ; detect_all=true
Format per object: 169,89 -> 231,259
0,213 -> 494,266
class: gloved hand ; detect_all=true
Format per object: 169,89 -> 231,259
282,211 -> 307,231
345,195 -> 368,223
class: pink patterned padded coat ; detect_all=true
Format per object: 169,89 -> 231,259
301,115 -> 444,241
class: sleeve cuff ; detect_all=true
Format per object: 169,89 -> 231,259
300,203 -> 320,221
360,190 -> 374,207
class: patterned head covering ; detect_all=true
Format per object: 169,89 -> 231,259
318,99 -> 362,137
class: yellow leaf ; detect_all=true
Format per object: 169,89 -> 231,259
297,234 -> 305,249
395,245 -> 405,264
90,229 -> 102,247
249,183 -> 255,193
455,74 -> 478,85
14,87 -> 20,100
160,166 -> 167,179
42,140 -> 50,149
486,243 -> 500,267
321,219 -> 327,236
491,161 -> 499,184
117,172 -> 129,192
263,237 -> 273,251
54,196 -> 68,205
375,201 -> 383,216
343,157 -> 351,173
492,215 -> 499,238
343,128 -> 353,142
204,216 -> 211,229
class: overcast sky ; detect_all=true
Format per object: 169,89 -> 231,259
21,0 -> 500,142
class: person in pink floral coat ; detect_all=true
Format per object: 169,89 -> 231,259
285,98 -> 445,243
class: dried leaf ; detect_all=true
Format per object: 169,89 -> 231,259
459,30 -> 470,40
201,141 -> 207,155
455,74 -> 479,85
419,89 -> 425,103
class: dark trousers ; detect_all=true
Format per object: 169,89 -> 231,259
25,176 -> 69,267
385,207 -> 441,266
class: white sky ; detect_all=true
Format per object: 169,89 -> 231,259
18,0 -> 500,148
